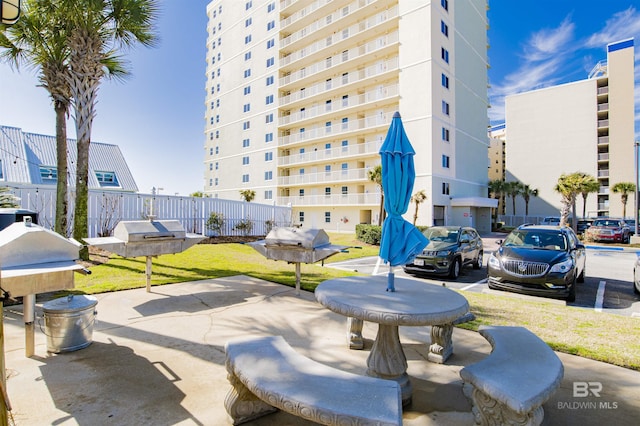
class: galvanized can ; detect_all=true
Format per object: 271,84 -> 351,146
42,295 -> 98,353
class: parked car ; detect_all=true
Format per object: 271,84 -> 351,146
633,256 -> 640,295
576,219 -> 594,235
540,216 -> 561,226
487,225 -> 586,302
403,226 -> 483,280
625,219 -> 636,235
585,218 -> 631,243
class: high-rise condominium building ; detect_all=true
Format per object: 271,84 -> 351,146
204,0 -> 495,233
505,38 -> 636,219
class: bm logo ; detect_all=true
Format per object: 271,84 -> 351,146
573,382 -> 602,397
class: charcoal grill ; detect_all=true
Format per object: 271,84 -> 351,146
84,216 -> 205,292
0,217 -> 89,357
248,227 -> 350,294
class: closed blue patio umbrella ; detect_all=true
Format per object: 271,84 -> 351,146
379,112 -> 428,291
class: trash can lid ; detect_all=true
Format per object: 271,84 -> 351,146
42,295 -> 98,313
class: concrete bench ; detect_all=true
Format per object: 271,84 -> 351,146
459,326 -> 563,426
224,335 -> 403,425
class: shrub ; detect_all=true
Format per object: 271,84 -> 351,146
356,224 -> 382,245
234,219 -> 254,236
206,212 -> 225,236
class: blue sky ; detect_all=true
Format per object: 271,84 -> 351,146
0,1 -> 639,196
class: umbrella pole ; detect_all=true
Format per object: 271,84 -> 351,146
295,262 -> 301,296
146,256 -> 152,293
386,265 -> 395,292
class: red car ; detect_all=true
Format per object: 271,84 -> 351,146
586,218 -> 630,243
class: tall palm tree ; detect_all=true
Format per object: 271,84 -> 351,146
520,184 -> 539,216
612,182 -> 636,220
61,0 -> 160,258
555,172 -> 583,232
504,181 -> 522,215
368,164 -> 384,225
410,189 -> 427,226
0,0 -> 72,236
577,173 -> 599,218
488,179 -> 506,221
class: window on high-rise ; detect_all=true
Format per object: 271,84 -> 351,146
266,57 -> 274,67
442,127 -> 450,142
442,101 -> 450,116
242,156 -> 250,165
342,186 -> 348,195
441,0 -> 448,11
299,211 -> 305,222
265,133 -> 273,143
441,20 -> 448,37
244,69 -> 251,78
325,187 -> 331,196
267,20 -> 275,31
442,182 -> 450,195
267,38 -> 275,49
265,190 -> 273,200
325,212 -> 331,223
266,95 -> 274,104
242,138 -> 250,147
243,121 -> 250,130
245,35 -> 252,44
243,103 -> 250,112
245,1 -> 252,10
245,18 -> 252,27
441,73 -> 449,89
441,47 -> 449,63
245,51 -> 251,60
267,2 -> 275,13
265,113 -> 273,123
242,174 -> 249,183
244,86 -> 251,95
265,152 -> 273,161
442,155 -> 450,168
266,75 -> 274,85
265,171 -> 273,180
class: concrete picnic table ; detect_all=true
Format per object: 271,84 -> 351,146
315,275 -> 470,406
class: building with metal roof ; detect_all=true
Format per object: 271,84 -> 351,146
0,125 -> 138,192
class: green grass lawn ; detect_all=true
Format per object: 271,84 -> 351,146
70,233 -> 640,371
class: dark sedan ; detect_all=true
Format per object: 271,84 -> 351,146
403,226 -> 483,280
487,225 -> 586,302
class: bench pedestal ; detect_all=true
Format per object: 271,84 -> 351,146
224,373 -> 277,425
463,383 -> 544,426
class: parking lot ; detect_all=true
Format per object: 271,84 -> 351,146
327,247 -> 640,318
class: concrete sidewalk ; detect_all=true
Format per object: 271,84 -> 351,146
3,275 -> 640,425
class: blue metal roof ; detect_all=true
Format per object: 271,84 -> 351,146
0,125 -> 138,192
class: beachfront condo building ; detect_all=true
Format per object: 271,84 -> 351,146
504,38 -> 636,220
203,0 -> 495,233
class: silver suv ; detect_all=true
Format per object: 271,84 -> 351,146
540,216 -> 561,226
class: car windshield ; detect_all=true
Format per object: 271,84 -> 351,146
593,220 -> 620,227
503,230 -> 567,250
424,227 -> 459,243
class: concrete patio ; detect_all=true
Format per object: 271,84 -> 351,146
3,275 -> 639,425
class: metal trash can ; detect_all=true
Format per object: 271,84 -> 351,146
42,295 -> 98,353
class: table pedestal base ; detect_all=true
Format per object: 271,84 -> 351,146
347,317 -> 364,350
427,324 -> 454,364
366,324 -> 412,406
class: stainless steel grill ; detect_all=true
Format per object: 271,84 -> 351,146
502,259 -> 549,277
85,217 -> 205,292
0,217 -> 88,357
248,227 -> 349,294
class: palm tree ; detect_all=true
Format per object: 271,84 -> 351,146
1,0 -> 72,236
410,189 -> 427,226
612,182 -> 636,220
555,172 -> 583,232
368,164 -> 384,225
62,0 -> 160,258
520,184 -> 539,216
504,181 -> 522,215
577,173 -> 599,218
488,179 -> 506,222
239,189 -> 256,203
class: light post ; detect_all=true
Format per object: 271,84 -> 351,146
635,141 -> 639,237
1,0 -> 21,24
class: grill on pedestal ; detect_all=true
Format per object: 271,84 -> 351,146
0,217 -> 89,357
248,227 -> 350,294
84,217 -> 205,292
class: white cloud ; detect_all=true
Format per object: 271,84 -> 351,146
585,7 -> 640,48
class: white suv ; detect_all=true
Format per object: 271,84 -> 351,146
540,216 -> 561,226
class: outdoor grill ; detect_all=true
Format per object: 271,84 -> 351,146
84,216 -> 205,292
248,227 -> 350,294
0,217 -> 89,357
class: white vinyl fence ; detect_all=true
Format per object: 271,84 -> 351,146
7,186 -> 292,238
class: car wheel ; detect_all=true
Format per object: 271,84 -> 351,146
577,264 -> 585,283
567,278 -> 576,303
635,271 -> 640,295
449,257 -> 461,279
625,233 -> 631,244
473,251 -> 483,270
